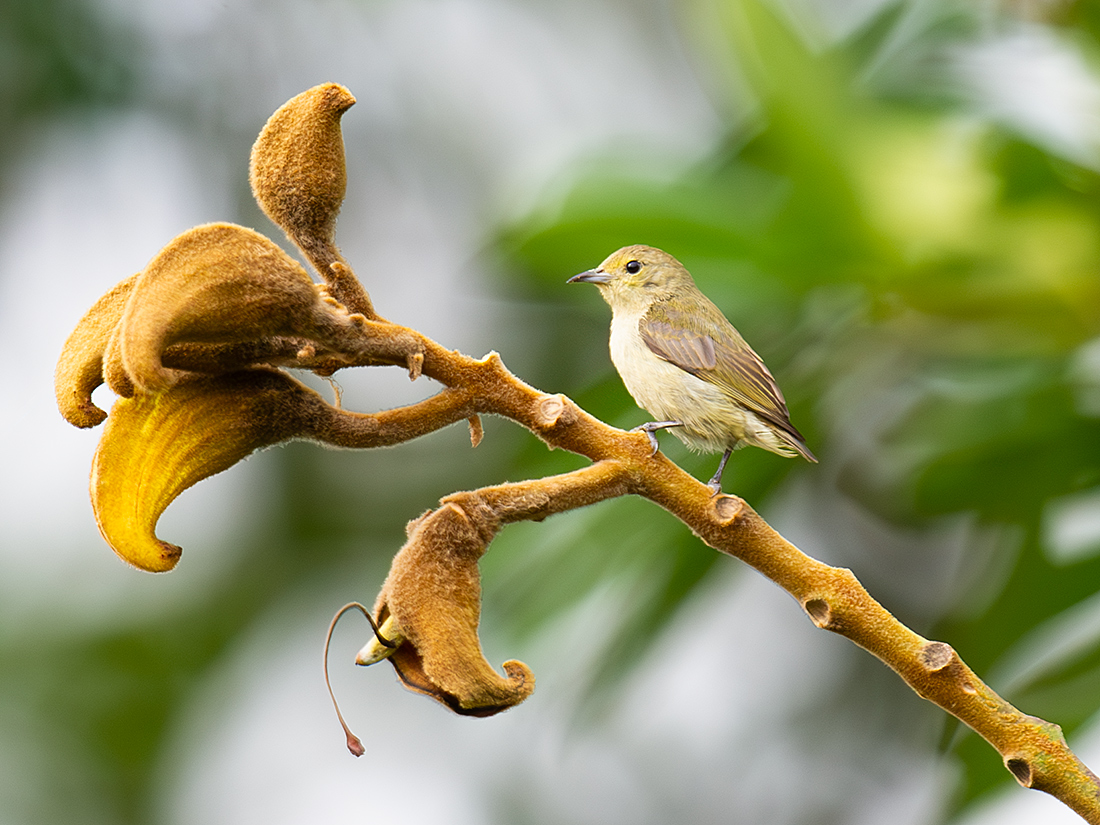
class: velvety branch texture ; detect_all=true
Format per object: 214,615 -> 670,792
54,83 -> 1100,821
356,330 -> 1100,821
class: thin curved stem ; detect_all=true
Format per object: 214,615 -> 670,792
323,601 -> 398,757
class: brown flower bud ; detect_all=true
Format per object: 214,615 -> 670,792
249,82 -> 355,272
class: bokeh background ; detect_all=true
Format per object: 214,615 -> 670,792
4,0 -> 1100,822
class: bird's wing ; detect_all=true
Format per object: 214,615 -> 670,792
639,299 -> 798,436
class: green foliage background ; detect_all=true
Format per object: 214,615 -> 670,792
5,0 -> 1100,823
494,1 -> 1100,812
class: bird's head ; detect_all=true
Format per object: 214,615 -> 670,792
568,244 -> 695,313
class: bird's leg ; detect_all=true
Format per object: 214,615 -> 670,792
632,420 -> 683,456
706,448 -> 734,496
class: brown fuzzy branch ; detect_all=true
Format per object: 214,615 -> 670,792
654,493 -> 1100,822
342,310 -> 1100,820
306,385 -> 481,448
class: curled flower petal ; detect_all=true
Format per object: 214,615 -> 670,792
118,222 -> 368,394
54,273 -> 137,427
88,368 -> 482,572
374,504 -> 535,716
90,369 -> 323,572
249,82 -> 354,269
102,324 -> 134,399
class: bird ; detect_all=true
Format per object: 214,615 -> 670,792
568,244 -> 816,494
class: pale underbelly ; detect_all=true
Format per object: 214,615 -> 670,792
609,320 -> 793,457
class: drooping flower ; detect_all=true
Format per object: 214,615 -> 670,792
359,503 -> 534,716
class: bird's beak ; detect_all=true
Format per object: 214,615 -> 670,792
568,269 -> 610,284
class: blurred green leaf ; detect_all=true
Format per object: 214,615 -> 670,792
0,0 -> 136,166
496,0 -> 1100,815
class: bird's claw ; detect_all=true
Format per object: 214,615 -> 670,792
632,421 -> 683,457
706,447 -> 734,496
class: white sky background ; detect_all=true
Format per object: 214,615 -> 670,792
5,0 -> 1100,823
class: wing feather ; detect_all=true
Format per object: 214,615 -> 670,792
639,299 -> 807,446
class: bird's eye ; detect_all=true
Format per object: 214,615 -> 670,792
625,260 -> 642,274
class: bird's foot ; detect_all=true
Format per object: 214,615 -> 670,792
706,448 -> 734,496
632,420 -> 683,456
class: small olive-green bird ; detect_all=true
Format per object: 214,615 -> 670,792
569,244 -> 816,493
